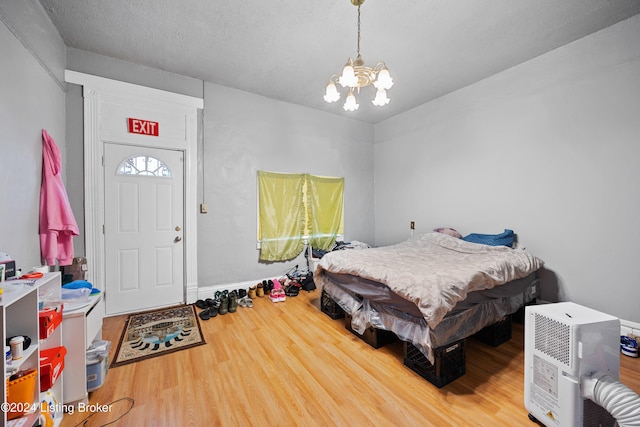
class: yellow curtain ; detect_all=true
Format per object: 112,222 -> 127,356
308,175 -> 344,251
258,171 -> 306,261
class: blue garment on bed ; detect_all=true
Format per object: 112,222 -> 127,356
462,229 -> 515,247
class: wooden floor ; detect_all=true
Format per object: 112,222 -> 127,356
61,290 -> 640,427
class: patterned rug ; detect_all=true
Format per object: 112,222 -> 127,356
111,304 -> 205,368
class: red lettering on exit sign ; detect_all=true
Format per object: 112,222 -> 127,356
128,118 -> 159,136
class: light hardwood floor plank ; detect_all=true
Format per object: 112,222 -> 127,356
60,290 -> 640,426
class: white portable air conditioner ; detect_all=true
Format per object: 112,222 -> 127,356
524,302 -> 621,426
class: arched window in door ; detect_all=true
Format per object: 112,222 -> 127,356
117,155 -> 172,177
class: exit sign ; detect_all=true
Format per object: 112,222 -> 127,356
128,118 -> 159,136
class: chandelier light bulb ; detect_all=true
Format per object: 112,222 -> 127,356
343,90 -> 359,111
372,88 -> 390,106
374,68 -> 394,90
324,82 -> 341,103
338,61 -> 357,88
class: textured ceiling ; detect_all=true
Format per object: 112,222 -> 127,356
39,0 -> 640,123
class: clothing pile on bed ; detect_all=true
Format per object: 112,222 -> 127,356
311,240 -> 371,259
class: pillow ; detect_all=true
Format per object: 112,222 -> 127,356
433,228 -> 462,239
462,229 -> 515,247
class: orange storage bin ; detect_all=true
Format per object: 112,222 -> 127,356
39,305 -> 63,339
6,369 -> 38,420
39,346 -> 67,391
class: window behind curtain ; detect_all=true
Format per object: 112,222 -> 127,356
257,171 -> 344,262
308,175 -> 344,250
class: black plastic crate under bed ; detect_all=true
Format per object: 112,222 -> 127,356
472,315 -> 513,347
344,312 -> 398,349
512,298 -> 537,324
320,289 -> 345,319
321,289 -> 510,387
403,339 -> 466,388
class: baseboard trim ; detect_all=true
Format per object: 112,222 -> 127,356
621,319 -> 640,337
196,280 -> 259,300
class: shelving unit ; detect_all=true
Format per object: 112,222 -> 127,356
1,273 -> 65,426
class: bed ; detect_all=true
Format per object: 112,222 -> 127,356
314,231 -> 544,379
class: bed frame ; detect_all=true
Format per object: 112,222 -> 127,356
319,272 -> 540,387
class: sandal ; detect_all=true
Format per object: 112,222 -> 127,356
198,309 -> 211,320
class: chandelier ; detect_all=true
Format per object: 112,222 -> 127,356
324,0 -> 393,111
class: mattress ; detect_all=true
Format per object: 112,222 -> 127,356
315,232 -> 544,330
321,270 -> 537,317
314,232 -> 543,363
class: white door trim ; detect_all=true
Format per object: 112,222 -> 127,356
65,70 -> 202,307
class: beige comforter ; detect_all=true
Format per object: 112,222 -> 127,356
316,232 -> 543,329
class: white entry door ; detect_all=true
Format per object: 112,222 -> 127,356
104,143 -> 185,315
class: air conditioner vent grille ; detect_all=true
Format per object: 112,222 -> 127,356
534,313 -> 571,367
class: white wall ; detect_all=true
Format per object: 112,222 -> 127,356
199,83 -> 375,286
374,15 -> 640,323
65,51 -> 375,289
0,1 -> 67,271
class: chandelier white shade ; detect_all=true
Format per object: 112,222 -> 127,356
324,0 -> 393,111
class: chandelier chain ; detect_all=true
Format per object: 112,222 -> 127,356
357,5 -> 361,57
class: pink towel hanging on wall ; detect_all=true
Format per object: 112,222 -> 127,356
39,129 -> 80,266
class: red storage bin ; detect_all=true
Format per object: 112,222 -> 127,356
39,305 -> 63,339
39,346 -> 66,391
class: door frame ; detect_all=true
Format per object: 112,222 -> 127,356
65,70 -> 203,308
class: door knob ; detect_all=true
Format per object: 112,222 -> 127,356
175,226 -> 182,231
174,236 -> 182,243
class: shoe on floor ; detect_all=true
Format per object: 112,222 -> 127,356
621,336 -> 639,357
285,285 -> 299,297
238,297 -> 254,308
198,309 -> 211,320
218,296 -> 229,315
228,291 -> 238,313
248,286 -> 257,299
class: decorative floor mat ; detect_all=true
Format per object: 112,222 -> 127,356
111,304 -> 205,368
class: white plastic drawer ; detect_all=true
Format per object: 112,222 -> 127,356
86,297 -> 104,347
